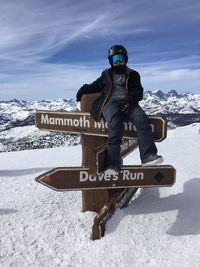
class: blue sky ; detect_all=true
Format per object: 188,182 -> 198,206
0,0 -> 199,100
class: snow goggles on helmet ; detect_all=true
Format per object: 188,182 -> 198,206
111,53 -> 125,64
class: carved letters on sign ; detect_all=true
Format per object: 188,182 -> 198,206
35,111 -> 167,142
40,113 -> 91,128
79,170 -> 144,182
40,113 -> 153,132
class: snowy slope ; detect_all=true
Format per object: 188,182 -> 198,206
0,124 -> 200,267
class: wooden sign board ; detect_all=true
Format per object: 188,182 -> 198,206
35,165 -> 176,191
96,139 -> 138,174
120,139 -> 138,158
35,110 -> 167,142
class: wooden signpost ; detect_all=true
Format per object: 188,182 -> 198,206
35,93 -> 176,240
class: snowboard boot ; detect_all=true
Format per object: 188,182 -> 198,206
104,165 -> 121,176
142,154 -> 163,166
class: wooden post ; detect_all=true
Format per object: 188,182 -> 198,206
81,94 -> 114,212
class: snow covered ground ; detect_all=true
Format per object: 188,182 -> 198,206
0,124 -> 200,267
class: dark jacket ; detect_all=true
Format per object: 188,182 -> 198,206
76,66 -> 143,121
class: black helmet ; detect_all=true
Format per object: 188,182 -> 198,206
108,44 -> 128,64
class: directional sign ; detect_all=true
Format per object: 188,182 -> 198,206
35,110 -> 167,142
35,165 -> 176,191
120,139 -> 138,158
96,139 -> 138,174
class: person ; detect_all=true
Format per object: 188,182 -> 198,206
76,44 -> 163,175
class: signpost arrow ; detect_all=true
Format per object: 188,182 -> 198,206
96,139 -> 138,174
35,165 -> 176,191
35,110 -> 167,142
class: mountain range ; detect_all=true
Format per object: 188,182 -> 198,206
0,90 -> 200,152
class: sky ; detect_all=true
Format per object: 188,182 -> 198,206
0,0 -> 199,100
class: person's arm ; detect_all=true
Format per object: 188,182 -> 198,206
76,75 -> 102,101
121,71 -> 143,113
126,71 -> 143,103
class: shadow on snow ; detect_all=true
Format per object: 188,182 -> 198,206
0,168 -> 52,177
0,209 -> 18,216
114,178 -> 200,236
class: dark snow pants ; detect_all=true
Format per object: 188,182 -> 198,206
102,100 -> 157,167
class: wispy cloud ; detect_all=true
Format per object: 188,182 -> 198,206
0,1 -> 109,61
0,0 -> 199,99
136,56 -> 200,92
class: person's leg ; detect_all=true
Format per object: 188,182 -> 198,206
126,104 -> 158,162
102,100 -> 124,169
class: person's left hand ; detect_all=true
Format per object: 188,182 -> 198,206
121,102 -> 131,114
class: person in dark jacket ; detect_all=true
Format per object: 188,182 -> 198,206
76,45 -> 163,175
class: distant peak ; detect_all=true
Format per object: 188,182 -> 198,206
153,90 -> 166,99
167,90 -> 179,97
153,89 -> 163,93
144,90 -> 153,96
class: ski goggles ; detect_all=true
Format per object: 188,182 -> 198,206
111,53 -> 125,64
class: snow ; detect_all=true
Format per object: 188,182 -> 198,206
1,124 -> 200,266
0,125 -> 49,140
141,90 -> 200,114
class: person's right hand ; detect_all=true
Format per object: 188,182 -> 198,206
76,90 -> 82,102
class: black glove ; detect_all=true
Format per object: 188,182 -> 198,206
76,90 -> 82,102
76,84 -> 90,102
121,102 -> 131,114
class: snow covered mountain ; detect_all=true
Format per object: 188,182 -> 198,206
141,90 -> 200,114
1,123 -> 200,266
0,90 -> 200,152
0,98 -> 80,152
